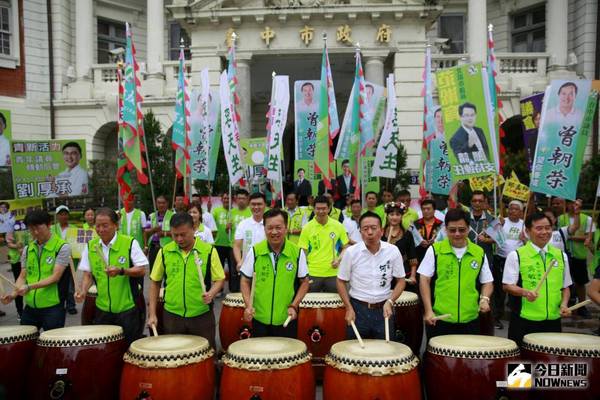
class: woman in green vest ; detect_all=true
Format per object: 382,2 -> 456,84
82,207 -> 95,230
418,208 -> 494,339
241,209 -> 310,337
1,210 -> 71,330
503,211 -> 572,346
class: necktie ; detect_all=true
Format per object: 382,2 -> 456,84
539,249 -> 546,264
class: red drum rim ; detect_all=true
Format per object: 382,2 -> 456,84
523,333 -> 600,358
223,337 -> 311,370
0,325 -> 38,345
299,293 -> 344,308
37,325 -> 124,347
124,335 -> 214,368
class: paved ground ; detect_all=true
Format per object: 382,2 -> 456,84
1,264 -> 598,399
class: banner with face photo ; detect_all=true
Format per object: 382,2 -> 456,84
294,80 -> 321,160
190,87 -> 221,181
0,109 -> 11,167
436,63 -> 499,179
520,92 -> 544,168
240,138 -> 267,186
530,80 -> 595,200
10,140 -> 88,199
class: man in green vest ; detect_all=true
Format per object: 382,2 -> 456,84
362,191 -> 386,227
212,192 -> 235,291
119,194 -> 147,249
145,195 -> 174,273
147,213 -> 225,349
285,192 -> 306,244
503,211 -> 572,346
418,208 -> 493,338
1,210 -> 71,330
76,208 -> 148,344
241,209 -> 310,337
559,198 -> 593,318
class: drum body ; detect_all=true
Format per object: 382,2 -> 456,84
394,291 -> 423,355
219,292 -> 252,350
424,334 -> 520,400
521,333 -> 600,400
323,340 -> 422,400
81,285 -> 97,325
120,335 -> 215,400
220,337 -> 315,400
27,325 -> 127,400
297,293 -> 346,377
0,326 -> 38,400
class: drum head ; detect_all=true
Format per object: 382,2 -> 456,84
223,337 -> 310,371
523,333 -> 600,357
37,325 -> 124,347
428,334 -> 519,359
222,292 -> 245,308
124,335 -> 214,368
394,291 -> 419,306
87,285 -> 97,295
0,325 -> 38,345
325,340 -> 419,376
299,292 -> 344,308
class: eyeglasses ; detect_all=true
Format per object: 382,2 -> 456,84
447,227 -> 468,234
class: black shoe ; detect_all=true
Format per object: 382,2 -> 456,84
494,319 -> 504,329
577,306 -> 591,319
67,308 -> 77,315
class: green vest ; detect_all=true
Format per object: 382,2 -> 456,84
120,208 -> 144,247
330,207 -> 342,222
88,234 -> 136,313
516,243 -> 564,321
24,234 -> 67,308
287,208 -> 305,244
9,230 -> 30,264
162,238 -> 212,318
558,213 -> 588,259
150,210 -> 174,247
432,239 -> 484,324
252,239 -> 300,326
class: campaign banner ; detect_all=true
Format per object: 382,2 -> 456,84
11,140 -> 88,199
502,172 -> 530,202
372,74 -> 399,179
240,138 -> 268,186
266,75 -> 290,182
219,70 -> 245,185
0,109 -> 11,167
3,199 -> 43,221
425,108 -> 452,195
293,160 -> 320,196
469,174 -> 504,192
436,63 -> 499,179
530,80 -> 595,200
294,80 -> 321,160
520,92 -> 544,168
190,87 -> 221,181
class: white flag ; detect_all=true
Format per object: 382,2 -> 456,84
198,68 -> 211,178
266,75 -> 290,181
372,74 -> 399,178
219,71 -> 244,185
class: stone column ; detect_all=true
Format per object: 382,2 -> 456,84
546,0 -> 568,70
75,0 -> 93,80
467,0 -> 486,63
363,51 -> 388,86
237,53 -> 252,138
143,0 -> 165,96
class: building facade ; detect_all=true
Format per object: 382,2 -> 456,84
0,0 -> 597,191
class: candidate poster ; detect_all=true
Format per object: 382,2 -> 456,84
520,92 -> 544,168
0,109 -> 11,167
190,88 -> 221,181
240,137 -> 267,186
11,140 -> 88,199
436,63 -> 499,179
294,80 -> 321,160
530,80 -> 595,200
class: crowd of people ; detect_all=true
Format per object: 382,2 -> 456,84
1,168 -> 600,352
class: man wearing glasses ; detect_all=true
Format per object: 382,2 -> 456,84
418,208 -> 494,339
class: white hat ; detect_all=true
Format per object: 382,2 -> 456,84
508,200 -> 524,210
55,205 -> 70,214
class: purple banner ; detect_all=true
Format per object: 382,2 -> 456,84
520,92 -> 544,168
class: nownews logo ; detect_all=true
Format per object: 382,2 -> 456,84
498,362 -> 589,390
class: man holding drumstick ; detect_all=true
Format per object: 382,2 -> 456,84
419,208 -> 494,339
241,209 -> 310,337
337,211 -> 405,340
503,212 -> 572,346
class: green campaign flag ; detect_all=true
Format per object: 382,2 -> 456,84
11,140 -> 88,199
530,80 -> 596,200
436,63 -> 499,180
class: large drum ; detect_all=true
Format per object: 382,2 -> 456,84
220,337 -> 315,400
0,325 -> 38,400
120,335 -> 215,400
323,340 -> 422,400
81,284 -> 97,325
521,333 -> 600,399
424,334 -> 520,400
27,325 -> 127,400
394,291 -> 423,355
297,292 -> 346,376
219,292 -> 253,350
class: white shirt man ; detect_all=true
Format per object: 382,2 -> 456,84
202,211 -> 217,233
502,242 -> 572,289
418,245 -> 494,283
240,247 -> 309,279
78,234 -> 148,273
234,217 -> 266,259
343,217 -> 361,244
495,218 -> 525,258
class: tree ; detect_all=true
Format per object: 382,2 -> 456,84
89,159 -> 117,207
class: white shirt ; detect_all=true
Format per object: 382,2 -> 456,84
417,245 -> 494,283
0,211 -> 15,234
544,106 -> 584,129
123,209 -> 147,236
240,246 -> 309,278
343,217 -> 362,244
234,217 -> 266,258
194,225 -> 214,244
495,218 -> 524,258
502,242 -> 572,288
78,234 -> 148,272
56,165 -> 89,196
550,227 -> 569,251
0,135 -> 9,166
203,211 -> 217,232
338,241 -> 405,303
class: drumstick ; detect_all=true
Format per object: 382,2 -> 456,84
193,252 -> 207,294
283,315 -> 292,328
0,273 -> 18,290
249,272 -> 257,309
432,313 -> 452,321
350,320 -> 365,348
151,324 -> 158,337
384,317 -> 390,342
533,264 -> 554,294
567,299 -> 592,312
